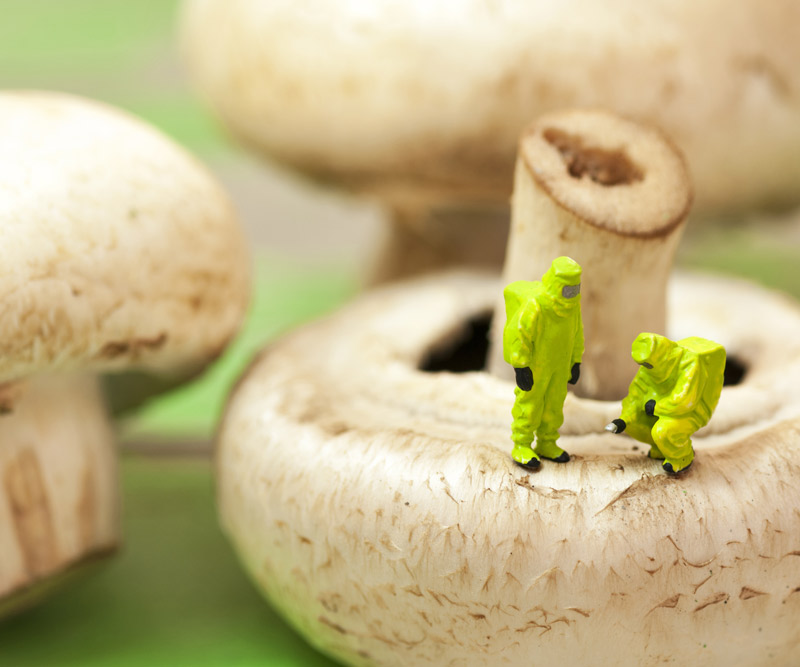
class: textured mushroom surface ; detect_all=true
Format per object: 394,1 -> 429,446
0,91 -> 250,384
219,272 -> 800,666
182,0 -> 800,213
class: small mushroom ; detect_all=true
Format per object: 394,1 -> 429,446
217,111 -> 800,664
0,91 -> 249,611
181,0 -> 800,280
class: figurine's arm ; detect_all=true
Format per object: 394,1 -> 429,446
503,301 -> 539,369
568,312 -> 584,384
658,358 -> 702,417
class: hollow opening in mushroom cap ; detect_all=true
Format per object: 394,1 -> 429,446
543,127 -> 644,187
419,310 -> 747,387
419,312 -> 492,373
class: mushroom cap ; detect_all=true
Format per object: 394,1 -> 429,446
218,271 -> 800,666
0,91 -> 250,384
181,0 -> 800,213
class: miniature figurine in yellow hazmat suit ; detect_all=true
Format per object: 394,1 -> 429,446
503,257 -> 584,469
606,333 -> 726,473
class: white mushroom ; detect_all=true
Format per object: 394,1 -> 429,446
181,0 -> 800,279
0,91 -> 249,611
219,272 -> 800,666
217,110 -> 800,664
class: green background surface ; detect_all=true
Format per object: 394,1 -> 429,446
1,1 -> 799,665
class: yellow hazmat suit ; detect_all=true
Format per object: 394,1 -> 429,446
607,333 -> 726,473
503,257 -> 584,469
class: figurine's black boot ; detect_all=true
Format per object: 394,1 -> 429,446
663,460 -> 693,475
516,457 -> 541,471
535,440 -> 569,463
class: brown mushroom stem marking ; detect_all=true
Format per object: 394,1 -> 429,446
0,376 -> 118,608
487,110 -> 692,400
5,449 -> 59,578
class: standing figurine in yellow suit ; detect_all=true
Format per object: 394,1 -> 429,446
606,333 -> 726,473
503,257 -> 584,470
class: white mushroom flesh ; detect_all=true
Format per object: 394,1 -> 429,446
218,271 -> 800,666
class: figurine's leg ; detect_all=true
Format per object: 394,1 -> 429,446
652,417 -> 695,473
510,385 -> 545,466
535,375 -> 570,462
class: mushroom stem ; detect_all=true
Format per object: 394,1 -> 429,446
368,203 -> 509,285
487,110 -> 693,400
0,375 -> 118,612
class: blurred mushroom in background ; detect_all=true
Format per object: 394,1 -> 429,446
181,0 -> 800,282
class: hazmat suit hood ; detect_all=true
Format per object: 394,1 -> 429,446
540,256 -> 582,318
631,332 -> 682,382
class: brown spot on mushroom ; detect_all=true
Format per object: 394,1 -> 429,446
99,333 -> 168,359
0,382 -> 24,415
404,584 -> 423,597
566,607 -> 592,618
740,587 -> 767,600
514,476 -> 576,500
4,449 -> 59,577
694,593 -> 730,612
543,128 -> 644,187
595,473 -> 668,515
692,573 -> 713,593
516,619 -> 550,634
319,616 -> 349,635
319,593 -> 341,613
648,594 -> 681,614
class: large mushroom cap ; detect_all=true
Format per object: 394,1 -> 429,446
218,271 -> 800,666
181,0 -> 800,214
0,90 -> 249,383
0,90 -> 249,609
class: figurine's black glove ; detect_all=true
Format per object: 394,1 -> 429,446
606,418 -> 626,434
514,367 -> 533,391
644,399 -> 656,417
568,362 -> 581,385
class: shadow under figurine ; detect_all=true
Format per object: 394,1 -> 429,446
606,332 -> 726,474
502,256 -> 583,469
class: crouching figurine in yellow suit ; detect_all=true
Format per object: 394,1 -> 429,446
606,333 -> 726,474
503,256 -> 584,470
